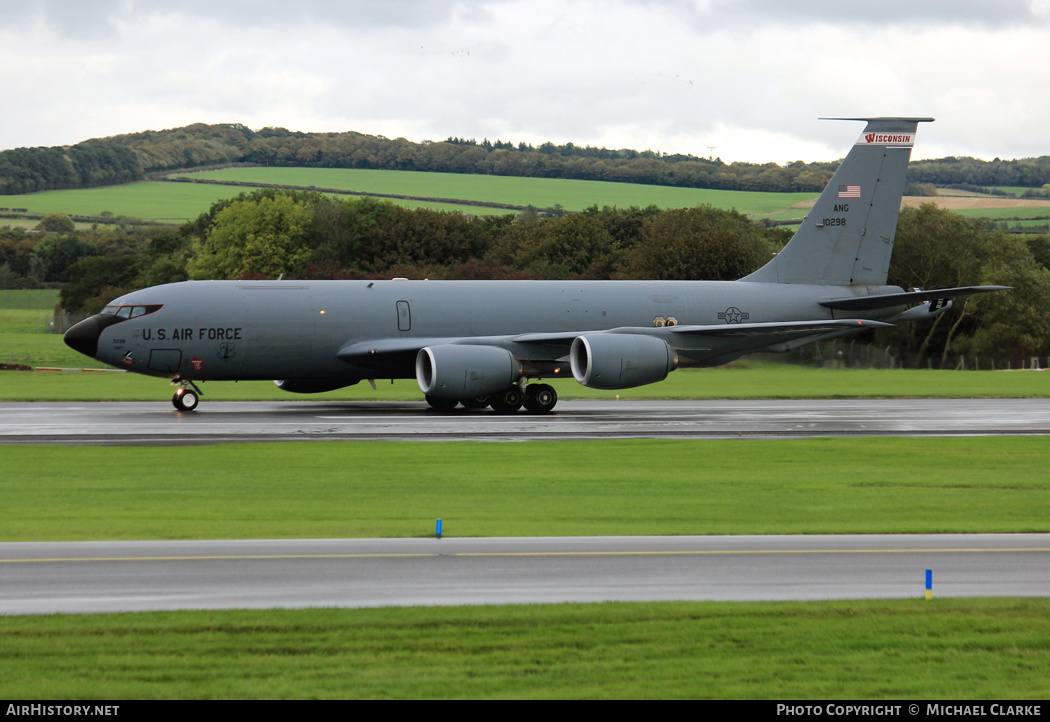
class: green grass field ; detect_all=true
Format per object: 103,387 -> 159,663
2,599 -> 1047,699
1,169 -> 818,222
0,179 -> 518,221
953,206 -> 1050,221
0,289 -> 78,367
5,168 -> 1049,232
3,437 -> 1048,541
0,288 -> 60,310
176,167 -> 818,216
0,181 -> 245,222
990,186 -> 1045,196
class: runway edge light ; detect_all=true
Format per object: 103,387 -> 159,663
925,569 -> 933,600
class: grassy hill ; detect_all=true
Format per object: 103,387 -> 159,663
1,168 -> 818,224
173,167 -> 817,217
2,166 -> 1046,231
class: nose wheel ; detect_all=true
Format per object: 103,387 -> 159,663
172,382 -> 202,412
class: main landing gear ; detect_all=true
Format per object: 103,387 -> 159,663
424,383 -> 558,414
172,381 -> 202,412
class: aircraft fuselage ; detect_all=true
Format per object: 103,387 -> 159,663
75,278 -> 904,384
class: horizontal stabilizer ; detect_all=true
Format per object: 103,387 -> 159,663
820,286 -> 1010,312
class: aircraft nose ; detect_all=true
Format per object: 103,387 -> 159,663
64,316 -> 101,358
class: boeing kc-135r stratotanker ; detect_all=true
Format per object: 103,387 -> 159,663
64,118 -> 1007,413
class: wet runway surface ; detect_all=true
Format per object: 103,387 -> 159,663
2,534 -> 1047,614
3,398 -> 1050,444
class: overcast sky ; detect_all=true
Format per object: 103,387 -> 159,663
2,0 -> 1049,163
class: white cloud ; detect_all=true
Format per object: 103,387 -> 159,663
1,0 -> 1048,162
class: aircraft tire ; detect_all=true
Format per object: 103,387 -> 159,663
490,386 -> 524,414
460,395 -> 491,409
523,384 -> 557,414
425,395 -> 460,410
173,389 -> 199,412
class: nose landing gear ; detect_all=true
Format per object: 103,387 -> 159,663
172,381 -> 203,412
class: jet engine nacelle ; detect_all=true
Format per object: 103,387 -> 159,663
570,333 -> 676,390
416,344 -> 521,399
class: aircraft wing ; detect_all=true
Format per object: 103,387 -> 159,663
338,337 -> 468,366
338,335 -> 574,368
514,318 -> 889,344
339,319 -> 890,367
665,318 -> 890,336
819,285 -> 1009,311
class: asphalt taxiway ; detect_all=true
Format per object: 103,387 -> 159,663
3,398 -> 1050,444
2,534 -> 1047,615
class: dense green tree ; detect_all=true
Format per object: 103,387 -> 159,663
879,204 -> 1050,366
30,233 -> 97,282
6,121 -> 1050,197
882,204 -> 988,365
60,255 -> 145,314
488,214 -> 618,278
1025,236 -> 1050,271
186,194 -> 314,279
955,233 -> 1050,361
356,207 -> 498,272
308,196 -> 395,272
0,230 -> 36,279
627,206 -> 775,280
888,204 -> 984,291
581,204 -> 663,249
0,144 -> 140,194
37,213 -> 76,233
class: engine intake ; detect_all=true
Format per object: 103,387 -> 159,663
570,333 -> 676,390
416,345 -> 521,399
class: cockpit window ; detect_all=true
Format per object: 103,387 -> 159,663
100,304 -> 163,319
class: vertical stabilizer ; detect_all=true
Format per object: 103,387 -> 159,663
742,117 -> 933,285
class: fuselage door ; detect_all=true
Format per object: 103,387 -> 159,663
147,349 -> 183,375
397,300 -> 411,332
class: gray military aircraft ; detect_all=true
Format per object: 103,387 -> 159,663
64,117 -> 1006,413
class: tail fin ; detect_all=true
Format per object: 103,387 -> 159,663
742,117 -> 933,286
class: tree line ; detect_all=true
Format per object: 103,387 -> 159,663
0,145 -> 140,195
3,189 -> 1048,367
4,122 -> 1050,196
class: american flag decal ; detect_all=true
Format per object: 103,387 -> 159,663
838,185 -> 861,198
